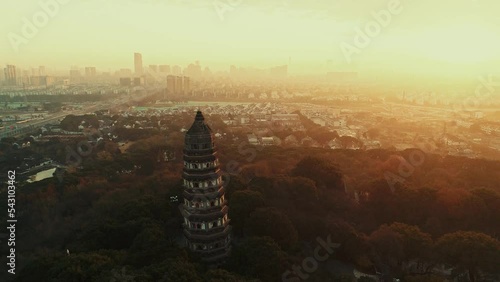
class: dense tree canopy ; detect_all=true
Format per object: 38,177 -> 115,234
6,140 -> 500,282
435,231 -> 500,282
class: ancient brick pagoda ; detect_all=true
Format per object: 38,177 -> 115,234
180,111 -> 231,263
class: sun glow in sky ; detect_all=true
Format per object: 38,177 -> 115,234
1,0 -> 499,77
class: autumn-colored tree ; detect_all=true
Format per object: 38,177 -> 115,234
385,222 -> 433,273
245,207 -> 298,250
435,231 -> 500,282
148,258 -> 202,282
326,218 -> 370,268
228,190 -> 266,236
291,156 -> 343,190
228,236 -> 288,282
205,269 -> 260,282
273,177 -> 319,211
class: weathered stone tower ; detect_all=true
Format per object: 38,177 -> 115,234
180,111 -> 231,263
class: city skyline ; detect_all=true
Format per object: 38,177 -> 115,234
1,0 -> 500,79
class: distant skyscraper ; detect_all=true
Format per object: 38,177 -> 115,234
167,75 -> 176,94
70,68 -> 82,84
21,70 -> 31,86
32,76 -> 54,87
118,68 -> 133,77
159,65 -> 171,73
148,65 -> 158,73
183,76 -> 190,94
85,67 -> 97,77
176,76 -> 184,93
167,75 -> 190,95
39,66 -> 46,76
31,68 -> 39,77
185,62 -> 202,80
172,65 -> 181,75
133,77 -> 145,86
70,69 -> 81,77
4,65 -> 17,86
134,53 -> 143,74
120,77 -> 132,86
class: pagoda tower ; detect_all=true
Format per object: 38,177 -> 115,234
180,111 -> 231,263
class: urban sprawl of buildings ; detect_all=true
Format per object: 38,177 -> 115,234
2,53 -> 500,185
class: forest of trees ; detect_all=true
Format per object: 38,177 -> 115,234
1,134 -> 499,282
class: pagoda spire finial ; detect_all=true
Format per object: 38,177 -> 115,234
195,110 -> 204,121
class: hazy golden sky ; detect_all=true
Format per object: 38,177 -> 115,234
1,0 -> 499,76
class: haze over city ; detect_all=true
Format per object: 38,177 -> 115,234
2,0 -> 500,80
1,1 -> 500,282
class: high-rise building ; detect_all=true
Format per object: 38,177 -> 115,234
181,111 -> 231,263
167,75 -> 177,94
117,68 -> 133,77
167,75 -> 190,95
39,66 -> 46,76
134,53 -> 143,74
32,76 -> 54,87
176,76 -> 184,93
70,69 -> 81,77
148,65 -> 158,73
133,77 -> 145,86
70,68 -> 82,84
4,65 -> 17,86
159,65 -> 171,73
85,67 -> 97,77
21,70 -> 31,85
183,76 -> 190,94
172,65 -> 181,75
120,77 -> 132,86
185,62 -> 202,80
